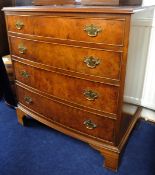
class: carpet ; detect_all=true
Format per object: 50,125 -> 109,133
0,100 -> 155,175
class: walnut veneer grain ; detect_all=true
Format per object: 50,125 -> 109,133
10,36 -> 122,81
7,15 -> 125,46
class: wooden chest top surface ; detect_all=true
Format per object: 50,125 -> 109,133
3,5 -> 154,14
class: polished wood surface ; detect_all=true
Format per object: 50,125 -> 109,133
14,60 -> 119,114
3,5 -> 152,14
10,36 -> 122,80
3,5 -> 148,171
17,85 -> 115,142
7,15 -> 125,46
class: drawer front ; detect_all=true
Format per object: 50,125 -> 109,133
17,85 -> 115,142
10,36 -> 121,80
7,15 -> 125,46
14,61 -> 119,114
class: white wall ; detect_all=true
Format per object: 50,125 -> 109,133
124,5 -> 155,120
141,12 -> 155,110
124,7 -> 155,105
143,0 -> 155,6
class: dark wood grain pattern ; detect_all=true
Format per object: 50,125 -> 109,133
3,5 -> 147,171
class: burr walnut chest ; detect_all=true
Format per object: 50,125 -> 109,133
3,5 -> 152,171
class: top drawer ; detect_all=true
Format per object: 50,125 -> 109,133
6,15 -> 125,46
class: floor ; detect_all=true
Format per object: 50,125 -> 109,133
0,100 -> 155,175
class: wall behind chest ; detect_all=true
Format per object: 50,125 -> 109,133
124,7 -> 155,121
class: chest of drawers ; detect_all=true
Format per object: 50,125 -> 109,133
3,5 -> 153,171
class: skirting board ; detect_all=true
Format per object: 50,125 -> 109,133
141,108 -> 155,123
124,96 -> 155,122
124,96 -> 141,105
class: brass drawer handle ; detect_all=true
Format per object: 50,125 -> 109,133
24,96 -> 32,104
18,44 -> 27,54
21,71 -> 29,78
16,21 -> 24,30
84,56 -> 100,68
84,24 -> 102,37
84,89 -> 98,101
84,119 -> 97,130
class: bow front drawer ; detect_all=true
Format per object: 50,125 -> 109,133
7,15 -> 125,46
10,36 -> 122,81
17,85 -> 115,142
14,61 -> 119,115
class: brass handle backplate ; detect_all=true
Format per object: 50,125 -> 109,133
16,21 -> 24,30
24,96 -> 32,104
84,24 -> 102,37
84,89 -> 98,101
84,56 -> 100,68
18,44 -> 27,54
83,119 -> 97,130
21,71 -> 29,78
